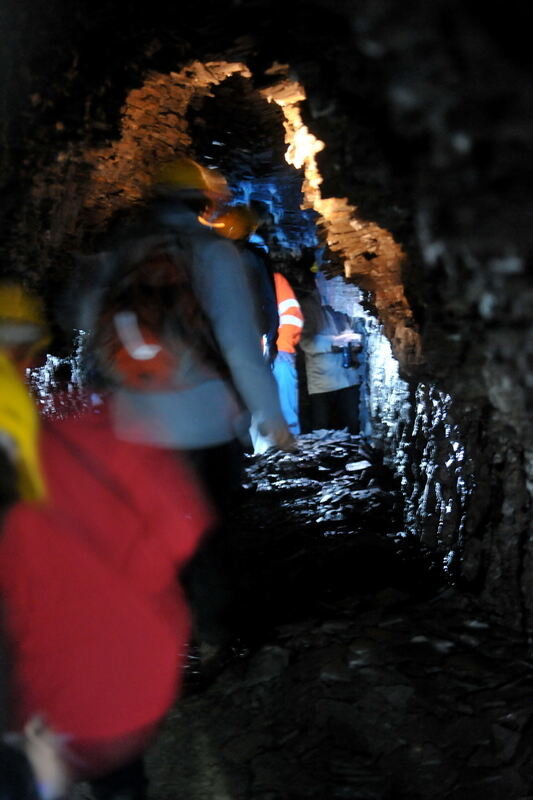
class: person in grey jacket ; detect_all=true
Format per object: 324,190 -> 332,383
107,194 -> 291,455
73,160 -> 292,461
79,158 -> 294,668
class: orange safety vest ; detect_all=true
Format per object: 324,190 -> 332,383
274,273 -> 304,354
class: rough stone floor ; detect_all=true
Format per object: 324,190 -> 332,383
86,432 -> 533,800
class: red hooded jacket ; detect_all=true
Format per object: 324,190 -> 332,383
0,404 -> 212,777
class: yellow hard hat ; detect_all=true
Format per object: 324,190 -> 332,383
0,283 -> 50,350
213,204 -> 260,241
0,351 -> 46,501
153,157 -> 230,201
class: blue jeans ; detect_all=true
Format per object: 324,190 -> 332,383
273,351 -> 300,434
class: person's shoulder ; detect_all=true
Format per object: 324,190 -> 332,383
196,231 -> 243,263
244,241 -> 265,257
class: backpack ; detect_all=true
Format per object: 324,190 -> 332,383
92,229 -> 228,391
240,242 -> 279,358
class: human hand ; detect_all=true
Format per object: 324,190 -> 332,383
267,421 -> 297,452
263,341 -> 278,365
22,716 -> 71,800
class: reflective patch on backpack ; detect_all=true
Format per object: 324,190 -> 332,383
93,232 -> 227,391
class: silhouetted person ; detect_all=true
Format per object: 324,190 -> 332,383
300,271 -> 362,434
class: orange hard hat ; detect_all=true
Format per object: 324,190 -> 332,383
213,204 -> 260,241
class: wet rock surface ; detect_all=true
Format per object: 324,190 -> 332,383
2,0 -> 533,638
138,432 -> 533,800
219,431 -> 441,637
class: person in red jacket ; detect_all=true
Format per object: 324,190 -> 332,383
0,402 -> 213,799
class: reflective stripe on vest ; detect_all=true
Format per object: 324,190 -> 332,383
279,314 -> 304,328
278,297 -> 301,314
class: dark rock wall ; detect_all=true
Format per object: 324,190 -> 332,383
290,0 -> 533,633
1,0 -> 533,632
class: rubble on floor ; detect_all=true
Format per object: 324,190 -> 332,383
89,430 -> 533,799
149,587 -> 533,800
218,429 -> 443,635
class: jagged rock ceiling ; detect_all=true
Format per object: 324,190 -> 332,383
3,48 -> 420,372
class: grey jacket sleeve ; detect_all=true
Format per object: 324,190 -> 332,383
192,238 -> 285,429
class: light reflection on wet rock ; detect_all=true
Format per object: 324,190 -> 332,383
141,429 -> 533,800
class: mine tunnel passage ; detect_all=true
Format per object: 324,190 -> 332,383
35,60 -> 415,458
149,432 -> 533,800
18,49 -> 533,800
1,0 -> 532,787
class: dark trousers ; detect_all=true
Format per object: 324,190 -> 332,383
185,439 -> 244,516
310,385 -> 360,434
90,757 -> 147,800
180,440 -> 245,646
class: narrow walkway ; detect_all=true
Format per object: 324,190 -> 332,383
95,433 -> 533,799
